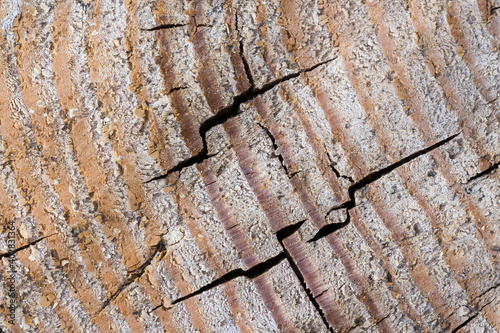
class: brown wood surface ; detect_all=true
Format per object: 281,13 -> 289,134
0,0 -> 499,332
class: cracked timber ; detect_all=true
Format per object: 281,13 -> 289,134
0,0 -> 500,332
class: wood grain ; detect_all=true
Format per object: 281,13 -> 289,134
0,0 -> 499,332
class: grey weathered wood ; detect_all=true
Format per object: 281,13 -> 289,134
0,0 -> 499,332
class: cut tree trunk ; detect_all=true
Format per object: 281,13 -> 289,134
0,0 -> 499,332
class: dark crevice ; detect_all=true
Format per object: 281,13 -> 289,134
315,288 -> 329,299
94,282 -> 130,318
143,22 -> 212,33
171,253 -> 287,305
257,122 -> 296,178
471,281 -> 500,304
280,249 -> 333,332
329,163 -> 354,183
492,6 -> 500,13
487,97 -> 498,104
149,303 -> 172,313
325,149 -> 354,183
167,86 -> 188,95
194,24 -> 212,30
451,312 -> 479,332
345,324 -> 357,333
372,312 -> 391,328
343,133 -> 460,211
275,219 -> 306,240
467,160 -> 500,182
240,45 -> 254,89
191,15 -> 213,34
198,57 -> 336,144
0,234 -> 55,259
166,219 -> 330,330
239,40 -> 254,89
149,303 -> 164,313
235,11 -> 254,90
142,24 -> 186,31
310,133 -> 460,242
254,57 -> 336,95
127,240 -> 167,279
309,216 -> 350,242
276,224 -> 334,332
145,151 -> 217,183
146,58 -> 336,183
93,239 -> 166,317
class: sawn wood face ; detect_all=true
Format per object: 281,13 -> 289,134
0,0 -> 499,332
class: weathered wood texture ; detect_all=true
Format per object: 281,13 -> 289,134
0,0 -> 499,332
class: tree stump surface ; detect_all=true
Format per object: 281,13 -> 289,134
0,0 -> 499,332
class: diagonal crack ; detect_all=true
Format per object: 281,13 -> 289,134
329,163 -> 354,183
146,57 -> 337,183
171,253 -> 287,305
149,302 -> 173,314
197,57 -> 337,150
315,288 -> 329,299
142,23 -> 186,31
371,312 -> 392,329
145,151 -> 218,183
275,221 -> 334,332
325,149 -> 354,183
451,313 -> 477,332
475,281 -> 500,300
92,239 -> 166,318
309,217 -> 350,242
310,133 -> 460,242
275,219 -> 306,240
164,219 -> 332,331
0,234 -> 55,259
257,122 -> 299,179
467,160 -> 500,182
